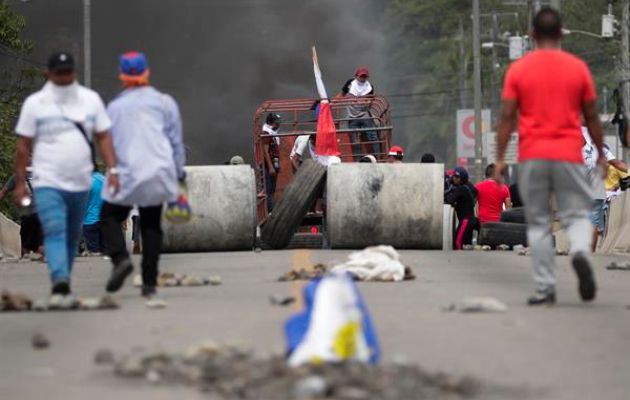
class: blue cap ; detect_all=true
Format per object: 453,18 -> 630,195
453,166 -> 469,181
119,52 -> 148,76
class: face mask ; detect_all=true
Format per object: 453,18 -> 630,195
49,80 -> 78,104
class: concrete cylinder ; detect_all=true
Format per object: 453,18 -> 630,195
327,163 -> 444,249
162,165 -> 257,252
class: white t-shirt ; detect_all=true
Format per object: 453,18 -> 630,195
289,135 -> 341,167
582,127 -> 614,199
290,135 -> 309,159
15,81 -> 111,192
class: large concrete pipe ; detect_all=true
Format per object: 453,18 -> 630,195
162,165 -> 257,252
327,163 -> 444,249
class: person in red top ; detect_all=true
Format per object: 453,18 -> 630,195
476,163 -> 511,224
495,7 -> 606,306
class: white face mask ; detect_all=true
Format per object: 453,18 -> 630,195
49,80 -> 79,105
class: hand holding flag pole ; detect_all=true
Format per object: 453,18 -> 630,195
311,46 -> 341,157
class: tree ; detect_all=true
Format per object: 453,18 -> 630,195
0,3 -> 40,218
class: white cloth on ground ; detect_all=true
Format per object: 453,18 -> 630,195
331,245 -> 405,282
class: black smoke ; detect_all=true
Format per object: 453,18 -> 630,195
9,0 -> 389,164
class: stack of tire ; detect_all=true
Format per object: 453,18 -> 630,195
478,207 -> 527,249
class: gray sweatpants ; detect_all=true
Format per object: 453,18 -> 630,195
519,161 -> 594,294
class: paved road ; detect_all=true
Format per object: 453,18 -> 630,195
1,249 -> 630,400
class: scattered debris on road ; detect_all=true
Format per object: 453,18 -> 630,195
278,264 -> 329,281
513,245 -> 530,256
606,262 -> 630,271
133,272 -> 223,288
443,297 -> 508,313
145,298 -> 167,309
31,333 -> 50,349
496,244 -> 510,251
94,348 -> 116,365
279,247 -> 416,282
269,294 -> 296,306
0,290 -> 119,312
99,344 -> 481,399
207,276 -> 222,286
462,244 -> 474,250
0,290 -> 32,311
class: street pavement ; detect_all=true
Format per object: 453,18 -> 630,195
1,249 -> 630,400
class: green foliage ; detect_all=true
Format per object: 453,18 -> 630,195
0,4 -> 40,219
383,0 -> 619,165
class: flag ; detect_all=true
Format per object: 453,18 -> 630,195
312,47 -> 341,157
285,273 -> 381,366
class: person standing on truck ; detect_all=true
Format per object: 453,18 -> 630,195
475,163 -> 511,224
337,67 -> 380,160
445,166 -> 478,250
262,113 -> 281,212
495,7 -> 604,305
290,135 -> 310,172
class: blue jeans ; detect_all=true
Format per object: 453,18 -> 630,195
33,188 -> 88,282
349,118 -> 380,160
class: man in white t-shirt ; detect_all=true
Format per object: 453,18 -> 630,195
13,52 -> 119,296
290,134 -> 341,169
582,127 -> 628,251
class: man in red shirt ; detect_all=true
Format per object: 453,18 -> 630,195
495,7 -> 606,306
476,163 -> 511,224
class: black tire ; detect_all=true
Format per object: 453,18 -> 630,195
500,207 -> 526,224
478,222 -> 527,248
261,160 -> 327,249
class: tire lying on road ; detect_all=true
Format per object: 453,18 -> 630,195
500,207 -> 526,224
478,222 -> 527,248
261,160 -> 327,249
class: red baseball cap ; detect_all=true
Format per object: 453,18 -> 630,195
388,145 -> 404,157
355,66 -> 370,77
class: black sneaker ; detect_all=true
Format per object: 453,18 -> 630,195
51,280 -> 71,295
141,285 -> 157,298
572,252 -> 596,301
106,259 -> 134,293
527,291 -> 556,306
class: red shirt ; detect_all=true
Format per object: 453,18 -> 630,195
502,49 -> 597,163
475,179 -> 510,224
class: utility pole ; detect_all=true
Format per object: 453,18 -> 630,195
459,18 -> 467,109
490,12 -> 499,122
473,0 -> 483,181
622,0 -> 630,161
83,0 -> 91,88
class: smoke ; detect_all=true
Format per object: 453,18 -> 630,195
11,0 -> 389,164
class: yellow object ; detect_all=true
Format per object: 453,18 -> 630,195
605,165 -> 629,191
333,321 -> 361,359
